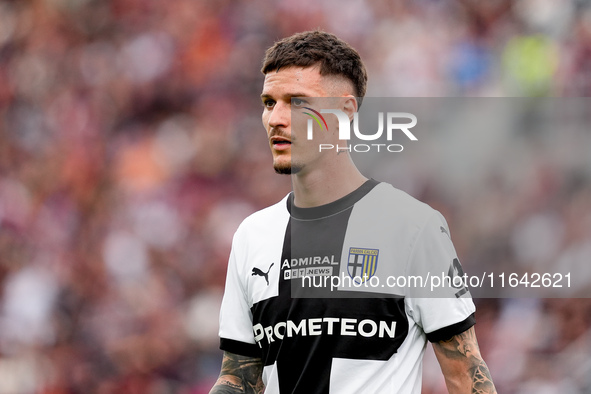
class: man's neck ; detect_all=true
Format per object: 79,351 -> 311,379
291,157 -> 367,208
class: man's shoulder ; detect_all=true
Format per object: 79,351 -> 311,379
236,194 -> 291,234
369,181 -> 436,220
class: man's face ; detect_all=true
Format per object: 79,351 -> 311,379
261,66 -> 342,175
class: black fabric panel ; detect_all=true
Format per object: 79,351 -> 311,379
289,205 -> 354,299
220,338 -> 261,358
426,313 -> 476,343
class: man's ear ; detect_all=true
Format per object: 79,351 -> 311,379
343,95 -> 358,122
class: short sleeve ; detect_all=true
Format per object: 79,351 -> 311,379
218,228 -> 261,357
404,211 -> 476,342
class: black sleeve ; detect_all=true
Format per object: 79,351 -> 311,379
426,313 -> 476,343
220,337 -> 262,358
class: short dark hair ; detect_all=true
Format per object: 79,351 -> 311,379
261,30 -> 367,101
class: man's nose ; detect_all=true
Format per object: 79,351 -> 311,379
268,101 -> 290,129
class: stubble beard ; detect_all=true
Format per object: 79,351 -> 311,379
274,162 -> 303,175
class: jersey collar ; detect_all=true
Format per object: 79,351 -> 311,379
287,179 -> 379,220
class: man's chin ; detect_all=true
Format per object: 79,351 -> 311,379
273,163 -> 302,175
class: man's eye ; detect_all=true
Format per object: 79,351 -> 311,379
292,98 -> 305,107
264,100 -> 275,108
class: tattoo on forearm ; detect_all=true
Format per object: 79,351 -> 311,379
471,359 -> 495,394
219,381 -> 242,390
435,328 -> 497,394
210,352 -> 264,394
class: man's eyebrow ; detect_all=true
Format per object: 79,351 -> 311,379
289,93 -> 312,98
260,93 -> 312,100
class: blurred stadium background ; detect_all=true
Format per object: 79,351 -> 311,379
0,0 -> 590,392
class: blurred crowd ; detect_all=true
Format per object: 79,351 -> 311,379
0,0 -> 590,392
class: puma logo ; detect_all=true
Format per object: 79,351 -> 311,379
440,226 -> 450,238
252,263 -> 274,286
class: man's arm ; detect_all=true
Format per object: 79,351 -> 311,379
209,351 -> 265,394
432,326 -> 497,394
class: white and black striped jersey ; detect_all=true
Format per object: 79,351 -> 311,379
219,179 -> 475,394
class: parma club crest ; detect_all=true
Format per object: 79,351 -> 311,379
347,247 -> 379,284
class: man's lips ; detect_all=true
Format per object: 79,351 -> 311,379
270,136 -> 292,150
